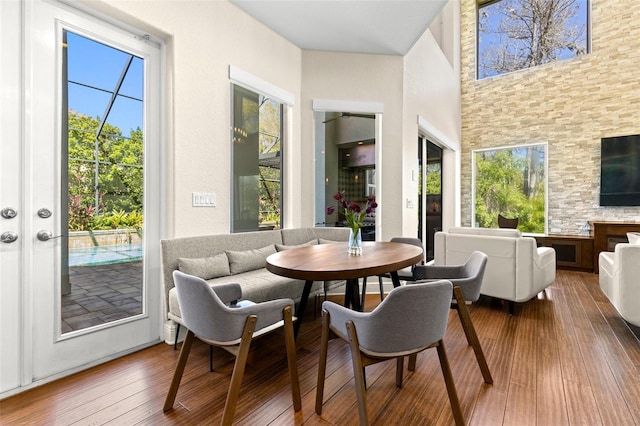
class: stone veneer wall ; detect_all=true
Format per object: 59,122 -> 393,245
460,0 -> 640,235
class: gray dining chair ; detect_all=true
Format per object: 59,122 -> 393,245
315,280 -> 464,426
163,271 -> 301,425
360,237 -> 425,306
413,250 -> 493,384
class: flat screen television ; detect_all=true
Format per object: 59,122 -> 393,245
600,134 -> 640,206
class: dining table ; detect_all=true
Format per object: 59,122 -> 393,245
265,241 -> 424,337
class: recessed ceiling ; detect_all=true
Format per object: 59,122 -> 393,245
231,0 -> 448,55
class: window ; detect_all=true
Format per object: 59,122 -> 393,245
477,0 -> 589,79
472,143 -> 547,233
231,84 -> 283,232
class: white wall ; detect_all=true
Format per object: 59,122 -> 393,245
80,0 -> 461,240
301,51 -> 404,240
86,0 -> 302,237
403,13 -> 462,237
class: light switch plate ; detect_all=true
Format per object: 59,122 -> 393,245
192,192 -> 216,207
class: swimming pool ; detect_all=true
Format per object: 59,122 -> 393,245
69,243 -> 142,267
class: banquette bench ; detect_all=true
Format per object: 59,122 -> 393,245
160,227 -> 350,344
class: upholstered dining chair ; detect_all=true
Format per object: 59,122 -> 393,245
413,250 -> 493,384
498,214 -> 519,229
163,271 -> 301,425
316,280 -> 464,426
360,237 -> 425,306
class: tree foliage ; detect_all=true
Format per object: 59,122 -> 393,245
68,112 -> 143,231
474,147 -> 545,233
478,0 -> 587,78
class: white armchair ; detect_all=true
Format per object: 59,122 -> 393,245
599,234 -> 640,327
434,227 -> 556,313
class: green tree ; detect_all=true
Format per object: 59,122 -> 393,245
68,112 -> 143,230
475,147 -> 545,233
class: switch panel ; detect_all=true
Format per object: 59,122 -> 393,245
192,192 -> 216,207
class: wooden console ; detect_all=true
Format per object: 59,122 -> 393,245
590,221 -> 640,271
534,235 -> 594,272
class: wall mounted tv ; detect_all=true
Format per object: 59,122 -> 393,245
600,134 -> 640,206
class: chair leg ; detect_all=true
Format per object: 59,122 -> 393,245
453,286 -> 493,384
210,345 -> 214,372
396,356 -> 404,387
315,309 -> 331,415
378,276 -> 385,301
408,353 -> 417,371
221,315 -> 257,426
283,306 -> 302,411
346,321 -> 369,426
173,323 -> 181,350
163,329 -> 195,412
436,340 -> 465,426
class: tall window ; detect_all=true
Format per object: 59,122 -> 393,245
477,0 -> 589,79
231,84 -> 283,232
473,143 -> 547,233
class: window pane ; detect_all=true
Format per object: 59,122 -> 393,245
63,30 -> 144,334
478,0 -> 589,79
473,144 -> 546,233
231,84 -> 283,232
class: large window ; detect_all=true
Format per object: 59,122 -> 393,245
231,84 -> 283,232
473,143 -> 547,233
477,0 -> 589,79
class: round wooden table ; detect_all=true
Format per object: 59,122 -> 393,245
266,241 -> 423,336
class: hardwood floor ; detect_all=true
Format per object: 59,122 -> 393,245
2,270 -> 639,425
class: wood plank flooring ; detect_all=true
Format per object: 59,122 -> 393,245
2,270 -> 639,425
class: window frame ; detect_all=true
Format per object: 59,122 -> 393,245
476,0 -> 591,80
471,142 -> 549,235
229,67 -> 293,233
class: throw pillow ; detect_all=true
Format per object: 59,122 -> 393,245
226,244 -> 277,274
627,232 -> 640,245
178,253 -> 230,280
275,239 -> 318,252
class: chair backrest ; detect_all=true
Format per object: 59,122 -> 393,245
331,280 -> 452,354
498,214 -> 519,229
390,237 -> 425,264
172,270 -> 249,343
457,251 -> 488,302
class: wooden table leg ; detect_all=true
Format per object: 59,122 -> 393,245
294,280 -> 313,338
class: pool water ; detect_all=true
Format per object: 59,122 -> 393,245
69,244 -> 142,267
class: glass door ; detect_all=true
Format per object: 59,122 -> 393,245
22,0 -> 161,386
418,137 -> 442,261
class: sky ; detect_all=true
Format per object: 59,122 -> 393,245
66,31 -> 143,136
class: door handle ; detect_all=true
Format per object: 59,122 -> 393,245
1,231 -> 18,243
36,230 -> 65,241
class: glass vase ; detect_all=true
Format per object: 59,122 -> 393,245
348,227 -> 362,255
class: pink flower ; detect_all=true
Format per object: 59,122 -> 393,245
326,206 -> 335,215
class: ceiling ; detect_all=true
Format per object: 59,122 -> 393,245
230,0 -> 448,56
